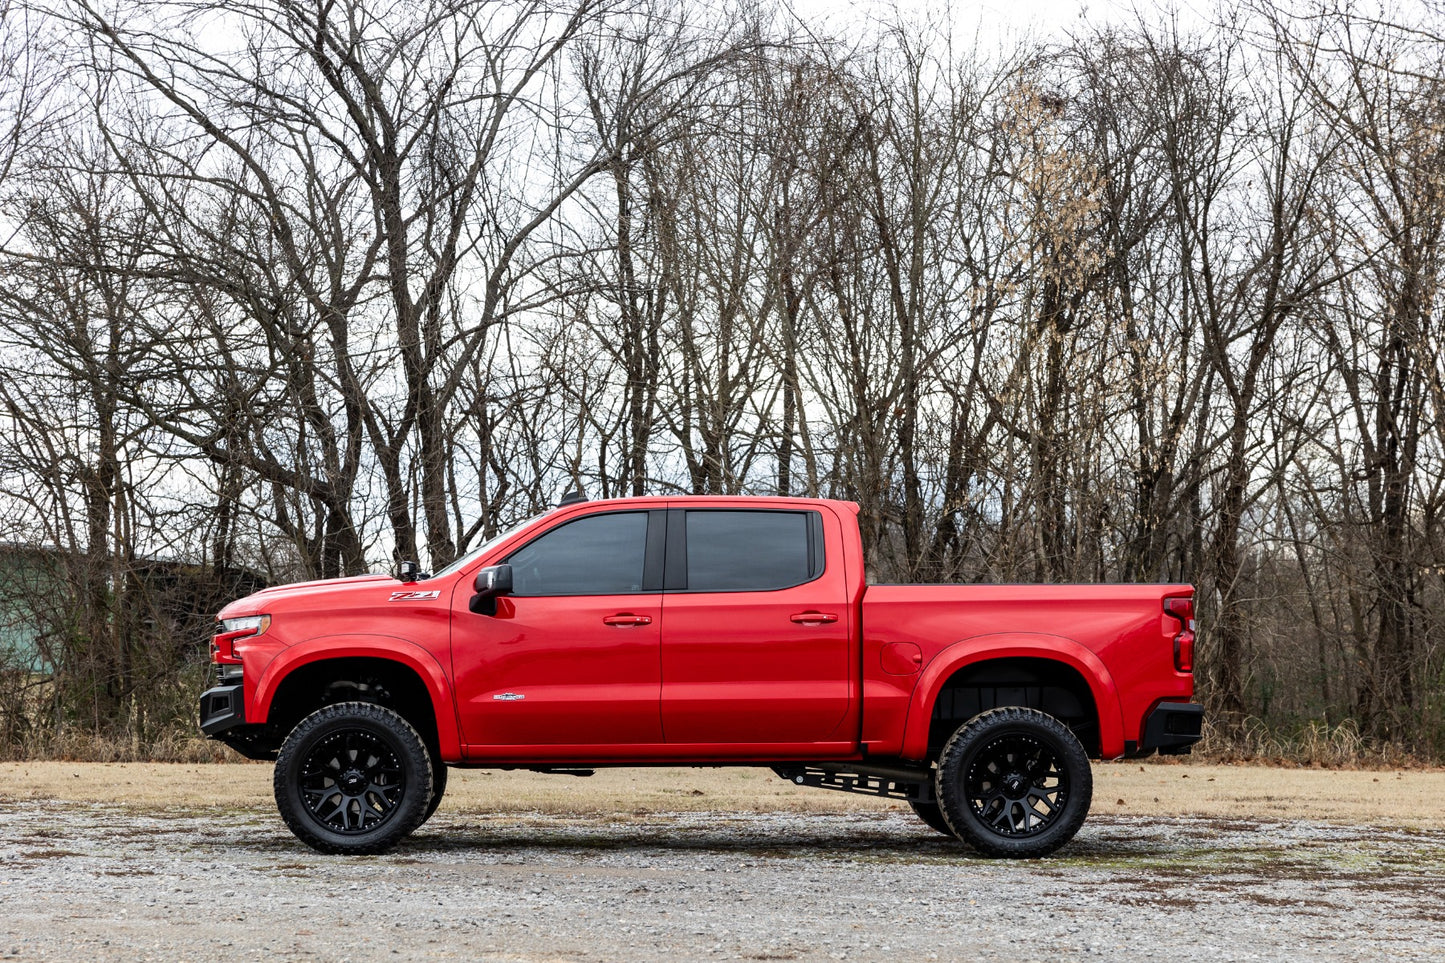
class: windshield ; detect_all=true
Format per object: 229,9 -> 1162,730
430,513 -> 545,579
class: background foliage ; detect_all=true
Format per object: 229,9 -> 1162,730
1,0 -> 1443,760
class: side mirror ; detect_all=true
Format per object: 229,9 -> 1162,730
474,564 -> 513,596
469,564 -> 513,615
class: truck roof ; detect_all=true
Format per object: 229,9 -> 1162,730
553,493 -> 861,514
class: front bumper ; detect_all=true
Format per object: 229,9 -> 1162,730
199,683 -> 280,760
199,683 -> 245,735
1135,701 -> 1205,756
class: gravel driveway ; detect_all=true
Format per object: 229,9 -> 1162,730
2,801 -> 1442,961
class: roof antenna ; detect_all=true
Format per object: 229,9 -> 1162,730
558,488 -> 588,507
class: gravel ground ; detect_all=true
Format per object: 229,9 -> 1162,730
2,801 -> 1443,962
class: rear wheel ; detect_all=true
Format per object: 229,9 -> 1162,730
273,701 -> 433,855
907,799 -> 956,837
935,706 -> 1092,858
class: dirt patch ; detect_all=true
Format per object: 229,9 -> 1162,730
1,759 -> 1442,828
5,760 -> 1441,960
0,803 -> 1441,962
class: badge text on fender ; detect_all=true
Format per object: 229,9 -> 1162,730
389,590 -> 441,601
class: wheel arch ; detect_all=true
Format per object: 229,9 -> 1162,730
902,634 -> 1123,761
254,638 -> 461,762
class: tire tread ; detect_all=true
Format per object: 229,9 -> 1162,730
935,706 -> 1092,859
273,701 -> 433,855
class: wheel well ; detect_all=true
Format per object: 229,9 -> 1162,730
266,657 -> 440,751
927,657 -> 1100,758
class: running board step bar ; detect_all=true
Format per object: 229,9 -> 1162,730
772,763 -> 935,804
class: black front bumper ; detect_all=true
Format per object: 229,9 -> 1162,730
199,684 -> 245,735
1135,701 -> 1205,756
199,684 -> 279,760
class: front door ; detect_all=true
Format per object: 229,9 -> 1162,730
451,509 -> 665,755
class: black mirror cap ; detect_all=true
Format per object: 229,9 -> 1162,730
472,563 -> 513,597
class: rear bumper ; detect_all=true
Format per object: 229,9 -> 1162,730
1131,701 -> 1204,756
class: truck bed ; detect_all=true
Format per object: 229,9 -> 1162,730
859,583 -> 1195,760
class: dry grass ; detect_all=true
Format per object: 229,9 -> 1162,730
1,759 -> 1442,828
0,731 -> 232,764
1192,716 -> 1432,769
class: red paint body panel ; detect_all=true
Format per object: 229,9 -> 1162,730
658,501 -> 859,747
212,495 -> 1194,768
859,584 -> 1193,760
253,636 -> 464,761
451,592 -> 664,754
221,575 -> 463,760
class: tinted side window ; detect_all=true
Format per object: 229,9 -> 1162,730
684,511 -> 819,592
507,512 -> 649,596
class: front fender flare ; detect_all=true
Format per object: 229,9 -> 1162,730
251,636 -> 462,762
899,633 -> 1124,761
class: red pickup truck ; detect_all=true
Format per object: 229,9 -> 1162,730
200,494 -> 1201,858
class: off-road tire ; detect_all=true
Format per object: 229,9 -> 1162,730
935,706 -> 1092,858
274,701 -> 433,855
907,799 -> 956,837
418,753 -> 448,827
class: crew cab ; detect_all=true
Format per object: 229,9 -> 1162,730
200,494 -> 1201,858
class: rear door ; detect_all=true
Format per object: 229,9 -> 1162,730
659,506 -> 856,749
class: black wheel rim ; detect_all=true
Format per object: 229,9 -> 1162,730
299,728 -> 406,834
962,730 -> 1068,837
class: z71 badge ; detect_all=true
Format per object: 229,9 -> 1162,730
388,590 -> 441,601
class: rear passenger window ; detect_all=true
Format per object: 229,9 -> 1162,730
684,510 -> 823,592
506,512 -> 649,596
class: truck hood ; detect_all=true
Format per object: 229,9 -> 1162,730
217,573 -> 397,618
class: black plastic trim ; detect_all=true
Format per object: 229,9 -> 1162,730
1140,702 -> 1204,755
664,508 -> 688,591
199,683 -> 246,736
643,509 -> 667,592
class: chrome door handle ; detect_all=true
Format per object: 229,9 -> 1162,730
602,613 -> 652,626
790,612 -> 838,625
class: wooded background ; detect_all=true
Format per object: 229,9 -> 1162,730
1,0 -> 1443,760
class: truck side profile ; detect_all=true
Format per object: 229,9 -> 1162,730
200,495 -> 1202,858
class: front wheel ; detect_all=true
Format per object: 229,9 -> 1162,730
935,706 -> 1092,858
273,701 -> 433,855
418,754 -> 449,828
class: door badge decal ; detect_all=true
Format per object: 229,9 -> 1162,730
492,693 -> 525,701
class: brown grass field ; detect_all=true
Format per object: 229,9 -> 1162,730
1,758 -> 1441,827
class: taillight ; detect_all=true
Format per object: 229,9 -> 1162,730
210,615 -> 271,665
1164,597 -> 1194,672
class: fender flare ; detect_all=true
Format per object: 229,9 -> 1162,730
253,636 -> 462,762
900,632 -> 1124,761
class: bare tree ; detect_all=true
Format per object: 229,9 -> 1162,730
1273,6 -> 1445,742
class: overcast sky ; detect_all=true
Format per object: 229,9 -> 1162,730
778,0 -> 1208,40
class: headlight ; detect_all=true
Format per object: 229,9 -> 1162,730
212,615 -> 272,664
221,615 -> 271,636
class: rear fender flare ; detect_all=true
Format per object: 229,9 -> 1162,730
900,633 -> 1124,761
252,636 -> 461,762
